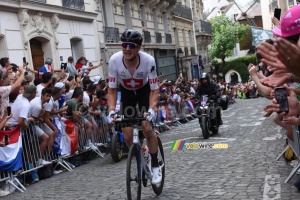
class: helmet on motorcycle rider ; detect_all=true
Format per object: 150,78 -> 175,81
200,73 -> 210,85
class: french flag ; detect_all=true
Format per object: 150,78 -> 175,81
0,126 -> 23,172
186,100 -> 194,113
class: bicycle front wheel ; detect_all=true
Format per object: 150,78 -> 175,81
126,144 -> 141,200
151,136 -> 165,195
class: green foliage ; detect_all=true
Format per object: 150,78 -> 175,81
213,55 -> 257,82
208,15 -> 249,63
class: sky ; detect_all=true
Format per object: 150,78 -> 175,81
202,0 -> 255,12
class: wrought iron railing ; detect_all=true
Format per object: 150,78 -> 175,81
173,3 -> 192,20
143,31 -> 151,43
165,33 -> 172,44
156,32 -> 162,43
62,0 -> 85,10
196,20 -> 212,35
105,27 -> 119,43
30,0 -> 46,2
184,47 -> 189,56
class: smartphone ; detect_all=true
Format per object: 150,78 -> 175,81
23,57 -> 28,66
275,87 -> 289,113
4,134 -> 9,145
61,63 -> 67,70
60,56 -> 63,62
274,8 -> 281,20
7,106 -> 11,116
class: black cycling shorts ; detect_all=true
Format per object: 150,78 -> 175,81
120,82 -> 150,118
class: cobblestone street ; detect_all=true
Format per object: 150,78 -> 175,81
4,98 -> 300,200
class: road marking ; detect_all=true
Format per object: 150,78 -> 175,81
263,134 -> 282,141
263,174 -> 281,200
239,122 -> 262,126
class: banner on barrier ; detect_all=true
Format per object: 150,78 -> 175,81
0,126 -> 23,172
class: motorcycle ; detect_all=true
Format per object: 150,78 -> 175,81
195,94 -> 220,139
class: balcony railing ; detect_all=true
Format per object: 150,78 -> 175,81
196,20 -> 212,35
165,33 -> 172,44
184,47 -> 189,56
62,0 -> 85,11
156,32 -> 162,43
173,3 -> 192,20
105,27 -> 119,43
143,31 -> 151,43
30,0 -> 46,2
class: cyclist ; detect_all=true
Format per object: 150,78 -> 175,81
107,30 -> 161,184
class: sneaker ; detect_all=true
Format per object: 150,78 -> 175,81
95,143 -> 104,147
30,178 -> 39,184
90,144 -> 99,151
53,170 -> 63,175
151,167 -> 162,184
37,159 -> 52,166
0,189 -> 10,197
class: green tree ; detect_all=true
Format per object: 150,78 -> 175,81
208,15 -> 249,78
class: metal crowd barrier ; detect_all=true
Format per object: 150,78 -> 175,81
284,125 -> 300,183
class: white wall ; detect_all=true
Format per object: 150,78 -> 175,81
57,19 -> 102,77
0,11 -> 25,65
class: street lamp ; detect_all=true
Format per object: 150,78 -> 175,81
177,48 -> 184,78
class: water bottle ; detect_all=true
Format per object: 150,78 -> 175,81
133,125 -> 138,144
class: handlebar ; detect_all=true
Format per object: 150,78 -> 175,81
111,114 -> 149,124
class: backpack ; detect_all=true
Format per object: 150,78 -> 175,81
284,146 -> 297,161
38,164 -> 53,180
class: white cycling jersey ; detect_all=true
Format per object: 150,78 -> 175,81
108,51 -> 159,91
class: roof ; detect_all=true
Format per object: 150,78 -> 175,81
236,2 -> 261,19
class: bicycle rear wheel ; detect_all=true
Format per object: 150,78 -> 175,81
126,144 -> 141,200
151,137 -> 165,195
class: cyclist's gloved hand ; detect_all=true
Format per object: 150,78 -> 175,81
146,108 -> 156,122
107,110 -> 115,124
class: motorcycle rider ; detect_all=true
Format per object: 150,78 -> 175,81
195,73 -> 223,125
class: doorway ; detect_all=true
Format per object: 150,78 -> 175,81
70,38 -> 84,63
30,39 -> 44,71
230,72 -> 238,84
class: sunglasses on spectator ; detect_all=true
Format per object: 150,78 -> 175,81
121,42 -> 138,49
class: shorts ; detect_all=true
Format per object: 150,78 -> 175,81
34,123 -> 53,138
120,83 -> 150,118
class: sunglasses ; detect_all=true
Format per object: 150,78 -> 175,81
121,42 -> 138,49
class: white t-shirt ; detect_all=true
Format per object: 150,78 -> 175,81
29,97 -> 42,118
83,91 -> 90,106
7,94 -> 30,126
36,84 -> 45,97
66,90 -> 74,101
108,51 -> 159,90
172,94 -> 181,103
44,97 -> 59,118
0,86 -> 11,117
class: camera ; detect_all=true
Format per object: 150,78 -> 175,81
60,63 -> 67,70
